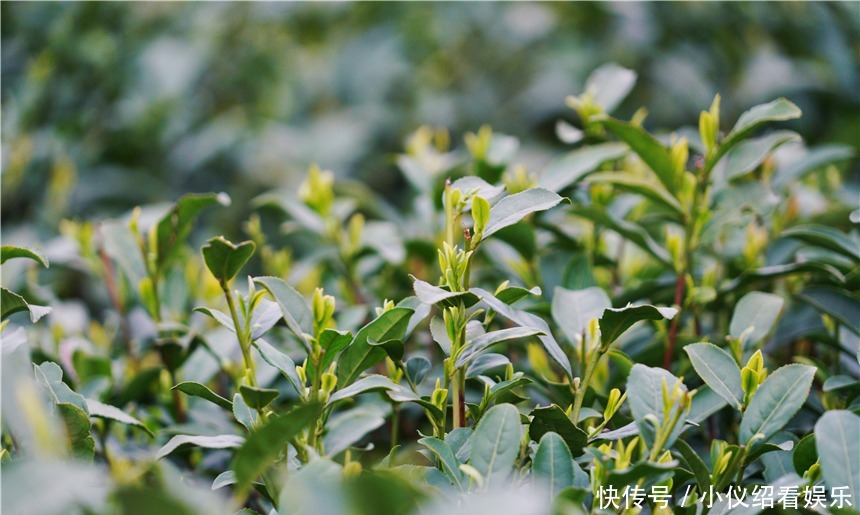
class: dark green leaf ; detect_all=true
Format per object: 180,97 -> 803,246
57,403 -> 95,460
405,356 -> 431,386
232,403 -> 320,488
1,287 -> 51,322
239,384 -> 280,410
201,236 -> 255,283
796,286 -> 860,335
337,307 -> 414,387
599,304 -> 677,345
783,224 -> 860,262
675,439 -> 711,491
172,381 -> 233,410
792,433 -> 817,475
1,245 -> 49,267
528,405 -> 587,458
599,117 -> 678,194
154,192 -> 230,271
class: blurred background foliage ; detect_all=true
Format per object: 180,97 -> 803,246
3,1 -> 858,236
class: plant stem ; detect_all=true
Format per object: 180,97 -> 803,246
572,347 -> 602,425
451,367 -> 465,429
663,272 -> 686,370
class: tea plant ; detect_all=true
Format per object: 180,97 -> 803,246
2,64 -> 858,515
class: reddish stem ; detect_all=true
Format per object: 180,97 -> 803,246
663,273 -> 685,370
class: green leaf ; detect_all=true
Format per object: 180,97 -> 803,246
157,434 -> 244,460
405,356 -> 431,386
411,277 -> 479,308
714,98 -> 802,166
586,63 -> 637,113
483,188 -> 566,238
815,410 -> 860,510
337,307 -> 414,387
783,224 -> 860,262
201,237 -> 256,283
323,408 -> 385,457
419,437 -> 466,492
317,329 -> 352,375
34,362 -> 88,411
1,287 -> 52,322
254,276 -> 314,350
627,364 -> 687,449
729,291 -> 784,345
328,375 -> 399,405
495,284 -> 541,305
675,439 -> 711,491
792,433 -> 817,475
796,286 -> 860,335
533,432 -> 574,500
172,381 -> 233,410
586,172 -> 685,217
456,326 -> 544,368
471,287 -> 572,379
538,143 -> 628,193
85,399 -> 153,436
232,393 -> 257,432
57,403 -> 95,461
720,130 -> 799,182
239,384 -> 280,410
599,117 -> 678,194
684,342 -> 744,410
529,405 -> 587,458
253,339 -> 303,395
552,286 -> 611,345
1,245 -> 49,267
469,404 -> 523,488
232,402 -> 319,488
599,304 -> 677,345
739,364 -> 815,446
154,192 -> 231,271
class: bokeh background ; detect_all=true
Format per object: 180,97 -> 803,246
2,1 -> 859,236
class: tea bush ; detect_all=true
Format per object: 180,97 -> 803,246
2,65 -> 858,514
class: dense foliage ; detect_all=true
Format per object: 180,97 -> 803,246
2,56 -> 858,514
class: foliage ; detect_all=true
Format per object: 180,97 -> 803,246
2,46 -> 859,515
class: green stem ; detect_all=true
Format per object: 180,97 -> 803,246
572,348 -> 602,425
